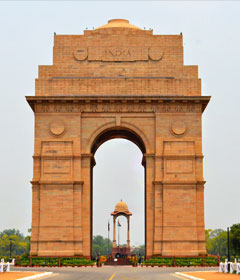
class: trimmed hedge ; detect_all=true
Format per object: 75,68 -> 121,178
220,256 -> 239,262
143,256 -> 219,267
32,258 -> 58,266
14,255 -> 219,267
15,254 -> 30,266
204,256 -> 219,266
0,256 -> 11,262
15,255 -> 95,267
175,257 -> 202,267
61,258 -> 95,266
144,257 -> 173,266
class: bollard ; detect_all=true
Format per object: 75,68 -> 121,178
224,261 -> 228,273
6,262 -> 10,272
0,262 -> 3,273
237,263 -> 240,275
230,262 -> 234,274
173,257 -> 176,267
219,262 -> 223,272
97,252 -> 101,267
134,253 -> 137,267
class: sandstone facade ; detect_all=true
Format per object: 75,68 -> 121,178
27,19 -> 210,258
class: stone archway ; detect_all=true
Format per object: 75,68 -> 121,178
90,127 -> 146,257
27,19 -> 210,259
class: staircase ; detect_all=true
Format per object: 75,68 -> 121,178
104,258 -> 132,266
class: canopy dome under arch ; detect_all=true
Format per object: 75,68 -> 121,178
111,200 -> 132,216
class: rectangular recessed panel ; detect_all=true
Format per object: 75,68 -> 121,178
43,159 -> 71,174
164,141 -> 195,156
166,159 -> 193,174
42,141 -> 72,156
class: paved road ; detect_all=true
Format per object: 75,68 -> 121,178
12,266 -> 217,280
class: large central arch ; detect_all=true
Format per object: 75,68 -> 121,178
27,19 -> 210,258
91,128 -> 146,155
90,127 -> 147,256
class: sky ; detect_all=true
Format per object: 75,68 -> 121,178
0,1 -> 240,246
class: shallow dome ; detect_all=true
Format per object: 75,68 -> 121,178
97,19 -> 141,30
114,200 -> 129,212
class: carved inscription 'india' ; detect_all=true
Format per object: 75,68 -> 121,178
104,48 -> 131,61
82,46 -> 158,62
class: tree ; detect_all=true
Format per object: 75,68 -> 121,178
131,245 -> 145,256
230,223 -> 240,255
0,229 -> 24,239
211,230 -> 228,256
205,229 -> 227,256
205,229 -> 213,254
0,229 -> 30,256
92,235 -> 112,257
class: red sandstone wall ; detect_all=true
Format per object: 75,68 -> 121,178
35,28 -> 200,96
29,21 -> 208,258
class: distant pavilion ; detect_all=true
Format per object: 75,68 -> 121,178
111,200 -> 132,258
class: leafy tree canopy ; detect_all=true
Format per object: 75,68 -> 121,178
0,229 -> 30,257
92,235 -> 112,257
205,224 -> 240,256
230,223 -> 240,255
131,245 -> 145,256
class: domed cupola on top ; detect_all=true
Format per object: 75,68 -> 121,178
97,19 -> 141,30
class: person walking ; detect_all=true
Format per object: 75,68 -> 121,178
138,254 -> 142,266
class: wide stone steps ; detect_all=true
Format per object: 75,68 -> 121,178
104,259 -> 132,266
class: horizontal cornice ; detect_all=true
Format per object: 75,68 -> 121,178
26,95 -> 210,112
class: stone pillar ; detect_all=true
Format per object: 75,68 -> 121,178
113,216 -> 116,248
153,181 -> 163,255
145,154 -> 155,258
81,154 -> 92,259
196,183 -> 207,254
73,182 -> 83,256
127,216 -> 130,248
30,183 -> 40,255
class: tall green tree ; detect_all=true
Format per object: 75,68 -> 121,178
205,229 -> 213,253
131,245 -> 145,256
205,229 -> 228,256
205,226 -> 240,256
0,229 -> 30,256
211,230 -> 228,256
92,235 -> 112,257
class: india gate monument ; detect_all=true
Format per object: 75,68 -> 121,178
27,19 -> 210,258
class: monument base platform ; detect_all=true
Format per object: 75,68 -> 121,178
105,258 -> 132,266
112,246 -> 131,258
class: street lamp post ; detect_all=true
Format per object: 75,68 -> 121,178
227,227 -> 230,272
107,221 -> 110,257
9,238 -> 12,260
